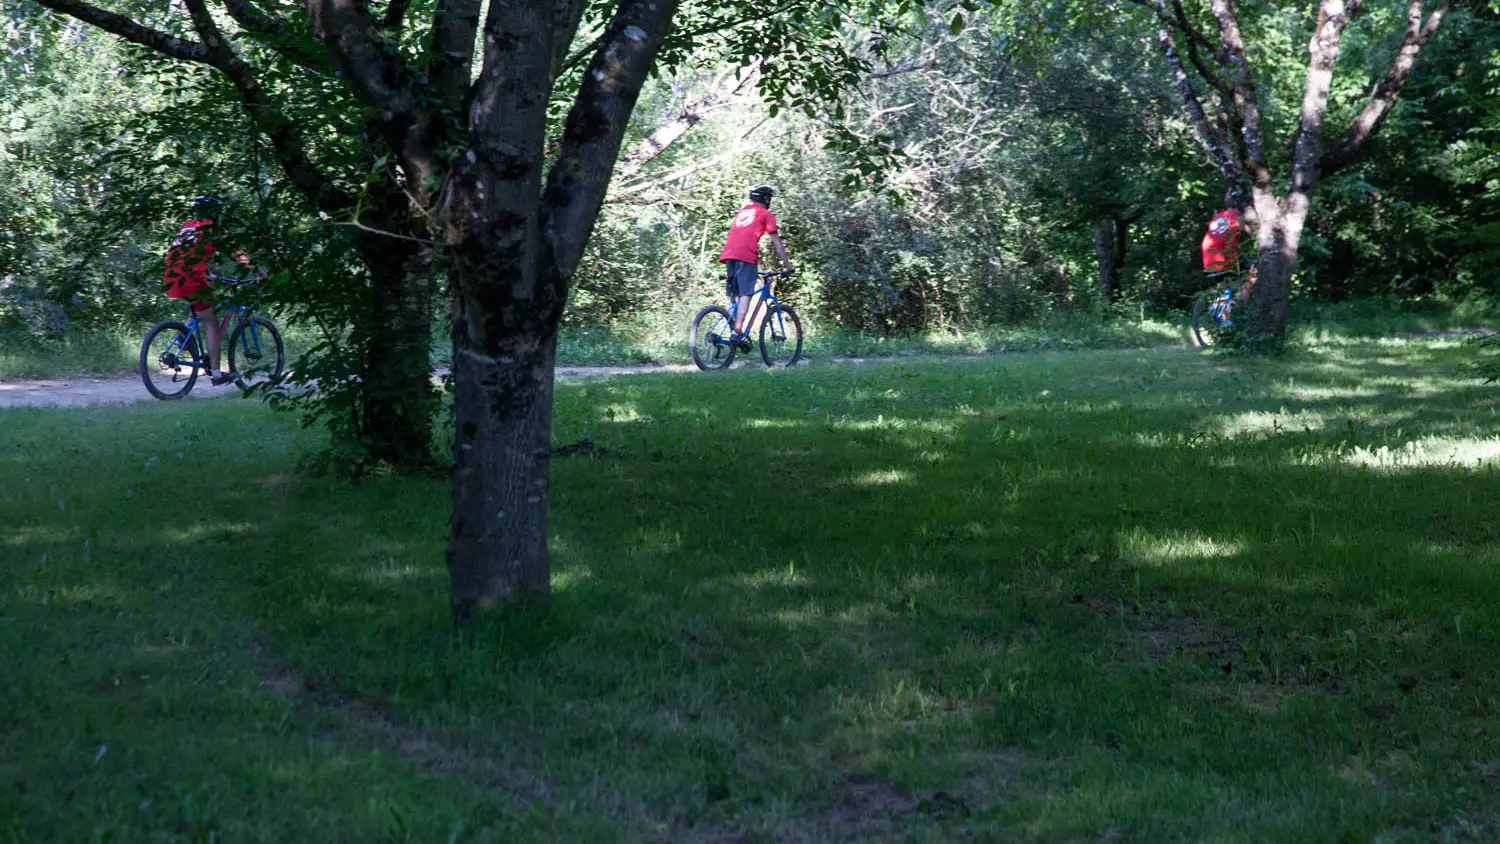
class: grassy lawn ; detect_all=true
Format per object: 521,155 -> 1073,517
3,341 -> 1499,842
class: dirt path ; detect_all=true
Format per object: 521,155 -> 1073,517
0,359 -> 833,409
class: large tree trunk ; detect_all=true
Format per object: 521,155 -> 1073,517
446,291 -> 559,620
1246,189 -> 1311,344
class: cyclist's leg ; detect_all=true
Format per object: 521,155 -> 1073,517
726,260 -> 758,335
1236,255 -> 1256,302
187,288 -> 223,375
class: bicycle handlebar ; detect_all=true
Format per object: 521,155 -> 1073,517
206,273 -> 265,288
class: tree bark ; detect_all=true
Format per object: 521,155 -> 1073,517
447,324 -> 557,620
1093,218 -> 1119,301
357,232 -> 434,467
1246,190 -> 1303,345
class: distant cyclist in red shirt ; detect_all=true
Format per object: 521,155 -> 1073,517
719,184 -> 795,351
1201,185 -> 1256,301
164,195 -> 262,385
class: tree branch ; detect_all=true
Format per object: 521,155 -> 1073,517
1288,0 -> 1358,195
219,0 -> 335,72
542,0 -> 683,285
35,0 -> 351,213
610,118 -> 779,198
383,0 -> 411,32
305,0 -> 440,193
1208,0 -> 1271,189
182,0 -> 352,212
31,0 -> 208,62
427,0 -> 481,109
1320,0 -> 1452,175
1169,0 -> 1233,97
1146,2 -> 1241,184
551,0 -> 591,78
612,65 -> 758,184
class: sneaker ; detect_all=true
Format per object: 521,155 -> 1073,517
209,371 -> 235,386
732,332 -> 753,352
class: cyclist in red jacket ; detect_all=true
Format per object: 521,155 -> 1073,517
719,184 -> 795,351
163,195 -> 262,385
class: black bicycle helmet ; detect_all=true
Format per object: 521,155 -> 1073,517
749,184 -> 775,205
1224,183 -> 1249,210
191,194 -> 222,220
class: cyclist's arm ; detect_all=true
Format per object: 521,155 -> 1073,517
769,232 -> 794,273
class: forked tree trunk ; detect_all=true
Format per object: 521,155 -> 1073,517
1142,0 -> 1452,349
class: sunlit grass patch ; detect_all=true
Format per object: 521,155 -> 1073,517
848,467 -> 910,486
1116,529 -> 1245,567
1339,436 -> 1500,469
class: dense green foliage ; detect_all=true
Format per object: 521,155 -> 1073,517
5,2 -> 1497,356
6,342 -> 1500,841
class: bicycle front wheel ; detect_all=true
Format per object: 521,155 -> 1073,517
690,305 -> 737,371
227,315 -> 285,390
759,304 -> 803,367
140,320 -> 201,400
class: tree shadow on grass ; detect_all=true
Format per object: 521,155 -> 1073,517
226,347 -> 1500,840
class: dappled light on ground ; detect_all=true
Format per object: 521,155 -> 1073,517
6,342 -> 1500,842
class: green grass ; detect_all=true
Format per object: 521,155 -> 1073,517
0,321 -> 318,381
4,340 -> 1500,842
0,327 -> 142,380
7,296 -> 1495,377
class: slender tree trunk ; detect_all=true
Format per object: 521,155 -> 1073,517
446,288 -> 558,620
358,233 -> 434,467
1093,220 -> 1118,301
1115,216 -> 1129,285
1093,215 -> 1129,301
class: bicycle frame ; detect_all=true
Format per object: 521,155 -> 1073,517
164,278 -> 266,370
1201,259 -> 1258,326
725,271 -> 792,337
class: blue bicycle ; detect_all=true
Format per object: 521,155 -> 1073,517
1191,261 -> 1257,347
139,276 -> 285,399
690,270 -> 803,370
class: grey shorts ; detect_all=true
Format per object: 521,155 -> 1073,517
724,260 -> 758,298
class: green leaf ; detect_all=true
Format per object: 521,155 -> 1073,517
951,12 -> 964,36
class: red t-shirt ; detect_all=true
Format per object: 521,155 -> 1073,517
164,219 -> 216,298
1200,209 -> 1242,271
165,220 -> 219,298
719,204 -> 778,264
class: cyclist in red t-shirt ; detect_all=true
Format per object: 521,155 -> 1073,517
719,184 -> 795,351
163,195 -> 262,385
1201,186 -> 1256,301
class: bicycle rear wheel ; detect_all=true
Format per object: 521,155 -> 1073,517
1190,292 -> 1234,348
690,305 -> 737,371
140,320 -> 202,400
759,304 -> 803,367
227,315 -> 285,390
